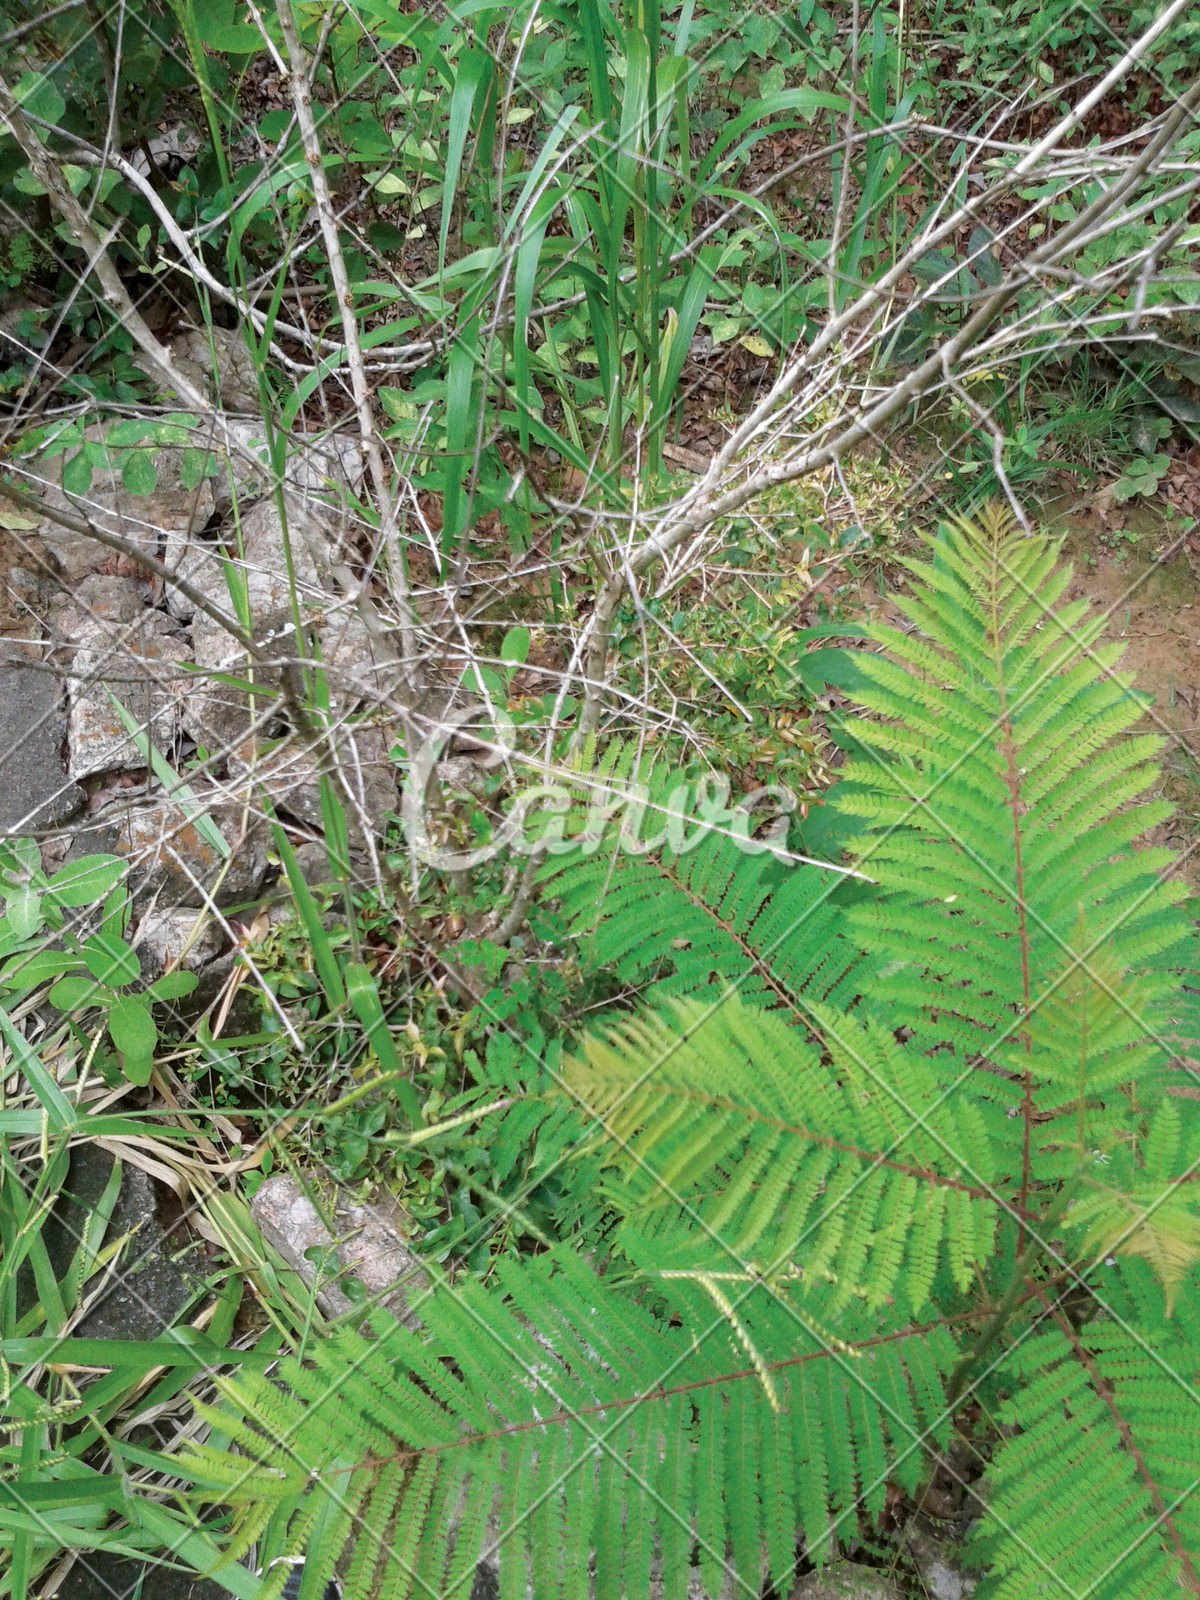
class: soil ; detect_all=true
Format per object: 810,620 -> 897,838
1045,492 -> 1200,883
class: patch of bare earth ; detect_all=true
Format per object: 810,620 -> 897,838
1050,496 -> 1200,886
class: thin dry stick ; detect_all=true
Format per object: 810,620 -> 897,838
572,65 -> 1200,733
827,0 -> 858,321
274,0 -> 420,696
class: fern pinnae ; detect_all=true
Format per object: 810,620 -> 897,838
495,1448 -> 530,1600
343,1460 -> 401,1600
692,1383 -> 726,1600
727,1381 -> 760,1585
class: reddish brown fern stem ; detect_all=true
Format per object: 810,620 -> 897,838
635,861 -> 1000,1202
656,855 -> 808,1018
358,1307 -> 986,1471
1033,1288 -> 1200,1595
359,1279 -> 1088,1472
585,1077 -> 1022,1206
986,535 -> 1034,1252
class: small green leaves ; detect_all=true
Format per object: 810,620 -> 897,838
145,970 -> 199,1003
0,837 -> 41,882
380,387 -> 418,422
968,225 -> 1002,286
500,626 -> 530,666
3,950 -> 83,989
1112,453 -> 1169,503
61,450 -> 92,496
5,890 -> 41,941
49,973 -> 111,1011
13,69 -> 65,126
180,448 -> 220,489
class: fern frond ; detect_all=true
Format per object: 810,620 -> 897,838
1060,1099 -> 1200,1312
830,510 -> 1196,1146
182,1248 -> 962,1599
976,1313 -> 1200,1600
560,993 -> 996,1312
538,754 -> 861,1019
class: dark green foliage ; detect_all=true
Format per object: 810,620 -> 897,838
539,754 -> 862,1018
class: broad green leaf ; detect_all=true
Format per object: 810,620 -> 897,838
146,970 -> 199,1002
14,69 -> 65,126
47,854 -> 126,907
6,889 -> 41,940
439,47 -> 492,273
61,450 -> 92,496
49,974 -> 113,1010
0,836 -> 42,881
107,995 -> 157,1086
83,930 -> 140,987
379,387 -> 417,421
190,0 -> 264,51
969,225 -> 1002,286
180,448 -> 219,490
107,419 -> 151,446
120,449 -> 158,497
2,949 -> 85,987
500,626 -> 530,666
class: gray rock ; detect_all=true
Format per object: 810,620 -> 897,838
436,754 -> 488,796
789,1564 -> 903,1600
161,324 -> 261,412
293,839 -> 333,885
232,722 -> 397,841
66,609 -> 193,778
67,792 -> 270,909
904,1530 -> 976,1600
182,494 -> 334,751
6,564 -> 51,604
251,1174 -> 429,1327
176,494 -> 397,838
133,906 -> 224,978
47,573 -> 147,643
0,649 -> 85,832
14,426 -> 217,583
223,421 -> 364,502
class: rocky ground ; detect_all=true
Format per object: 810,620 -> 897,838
0,334 -> 405,993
